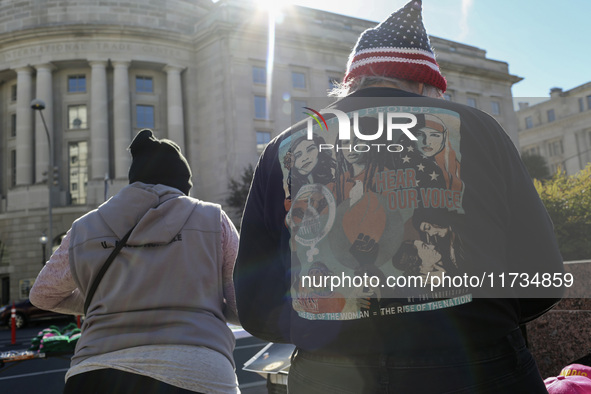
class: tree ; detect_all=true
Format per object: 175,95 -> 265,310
534,165 -> 591,261
226,164 -> 255,223
521,152 -> 551,180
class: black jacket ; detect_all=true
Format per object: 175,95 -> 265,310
234,87 -> 564,355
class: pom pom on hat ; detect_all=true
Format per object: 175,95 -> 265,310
128,129 -> 192,195
343,0 -> 447,92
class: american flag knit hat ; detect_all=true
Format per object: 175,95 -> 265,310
343,0 -> 447,92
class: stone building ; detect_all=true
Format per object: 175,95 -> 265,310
517,82 -> 591,175
0,0 -> 522,304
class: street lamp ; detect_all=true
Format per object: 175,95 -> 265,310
39,234 -> 48,266
104,173 -> 110,202
31,98 -> 53,263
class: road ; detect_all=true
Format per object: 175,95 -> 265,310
0,322 -> 268,393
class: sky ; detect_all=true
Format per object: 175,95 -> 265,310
255,0 -> 589,103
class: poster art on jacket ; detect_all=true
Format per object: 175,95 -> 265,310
279,105 -> 472,321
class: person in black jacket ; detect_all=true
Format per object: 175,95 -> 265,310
234,1 -> 564,392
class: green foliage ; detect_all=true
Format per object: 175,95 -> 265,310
534,165 -> 591,260
521,152 -> 551,180
226,164 -> 255,217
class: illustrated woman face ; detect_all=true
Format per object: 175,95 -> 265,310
341,132 -> 365,165
414,240 -> 441,269
416,128 -> 445,157
419,222 -> 449,240
293,139 -> 319,176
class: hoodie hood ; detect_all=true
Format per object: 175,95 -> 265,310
97,182 -> 195,245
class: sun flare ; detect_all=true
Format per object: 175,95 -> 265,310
252,0 -> 290,13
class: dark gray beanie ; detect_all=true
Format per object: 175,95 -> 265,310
128,129 -> 192,195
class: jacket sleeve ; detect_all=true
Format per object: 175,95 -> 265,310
475,112 -> 565,322
29,230 -> 85,315
220,209 -> 240,325
233,138 -> 292,343
502,127 -> 565,322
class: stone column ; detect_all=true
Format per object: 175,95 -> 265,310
112,61 -> 132,179
89,60 -> 109,180
163,65 -> 185,152
15,67 -> 34,185
563,132 -> 579,175
34,63 -> 55,183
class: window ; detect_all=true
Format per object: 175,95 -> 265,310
136,105 -> 155,129
292,99 -> 307,122
68,105 -> 87,129
587,95 -> 591,110
254,96 -> 267,119
292,72 -> 306,89
256,131 -> 271,153
579,98 -> 585,113
11,85 -> 17,101
10,113 -> 16,137
69,141 -> 88,205
136,76 -> 153,93
547,109 -> 555,123
253,66 -> 266,84
491,101 -> 501,116
68,75 -> 86,93
10,150 -> 16,188
547,139 -> 563,157
467,98 -> 477,108
523,146 -> 540,156
525,116 -> 533,129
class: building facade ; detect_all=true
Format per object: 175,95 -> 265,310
0,0 -> 522,304
517,83 -> 591,176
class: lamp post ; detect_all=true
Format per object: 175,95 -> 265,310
104,173 -> 110,202
31,99 -> 53,263
39,234 -> 48,266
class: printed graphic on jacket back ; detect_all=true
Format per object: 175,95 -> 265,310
280,100 -> 472,321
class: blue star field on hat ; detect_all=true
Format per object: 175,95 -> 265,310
344,0 -> 447,92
